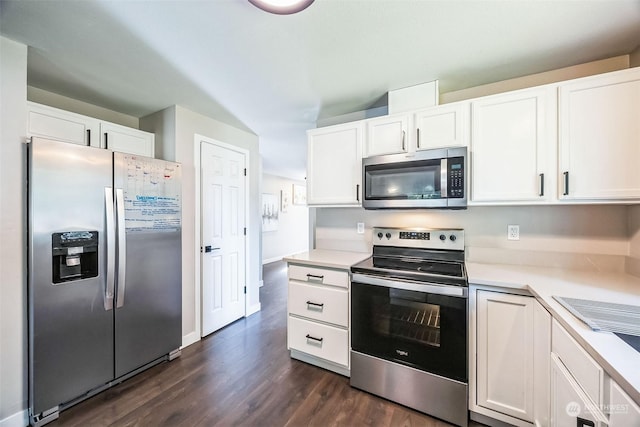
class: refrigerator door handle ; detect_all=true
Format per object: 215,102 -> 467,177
115,188 -> 127,308
105,188 -> 115,310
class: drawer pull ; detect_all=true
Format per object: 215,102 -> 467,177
306,301 -> 324,311
305,334 -> 324,345
306,274 -> 324,281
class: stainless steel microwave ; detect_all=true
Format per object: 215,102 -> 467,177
362,147 -> 467,209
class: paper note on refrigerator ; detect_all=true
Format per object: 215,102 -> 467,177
121,155 -> 182,232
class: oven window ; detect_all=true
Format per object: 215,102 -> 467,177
364,160 -> 441,200
352,282 -> 467,382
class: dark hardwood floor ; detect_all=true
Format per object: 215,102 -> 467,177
51,261 -> 481,426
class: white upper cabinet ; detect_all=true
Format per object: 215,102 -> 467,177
414,101 -> 469,151
100,122 -> 154,157
364,102 -> 469,158
558,67 -> 640,201
307,121 -> 364,206
27,102 -> 100,147
470,86 -> 556,204
364,113 -> 409,157
27,102 -> 155,157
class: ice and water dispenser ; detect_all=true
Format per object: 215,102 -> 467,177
51,231 -> 99,283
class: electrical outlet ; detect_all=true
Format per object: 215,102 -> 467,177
357,222 -> 365,234
507,225 -> 520,241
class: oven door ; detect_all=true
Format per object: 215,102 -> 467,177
351,278 -> 467,382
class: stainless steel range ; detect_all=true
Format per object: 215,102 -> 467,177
350,227 -> 468,427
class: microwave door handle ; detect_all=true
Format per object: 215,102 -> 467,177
440,158 -> 448,198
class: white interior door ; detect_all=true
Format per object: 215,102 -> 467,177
201,141 -> 246,336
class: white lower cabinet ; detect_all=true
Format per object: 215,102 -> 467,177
286,262 -> 350,376
608,380 -> 640,426
551,320 -> 609,427
473,289 -> 551,427
551,353 -> 608,427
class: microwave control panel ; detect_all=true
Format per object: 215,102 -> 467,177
448,157 -> 465,198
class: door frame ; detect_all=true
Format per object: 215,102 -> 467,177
194,134 -> 251,340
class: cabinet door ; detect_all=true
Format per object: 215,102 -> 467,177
476,290 -> 535,422
550,354 -> 607,427
101,122 -> 155,157
559,68 -> 640,201
27,102 -> 100,147
608,381 -> 640,426
365,114 -> 409,157
307,122 -> 363,205
471,86 -> 555,203
414,102 -> 469,151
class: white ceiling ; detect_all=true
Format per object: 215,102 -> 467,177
2,0 -> 640,179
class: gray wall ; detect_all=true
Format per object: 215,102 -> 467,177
0,36 -> 28,426
141,105 -> 261,345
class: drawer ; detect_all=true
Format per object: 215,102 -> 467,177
289,281 -> 348,327
288,264 -> 349,289
552,319 -> 604,406
288,316 -> 349,367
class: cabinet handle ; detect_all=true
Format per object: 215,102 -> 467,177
539,173 -> 544,197
417,128 -> 421,149
563,171 -> 569,196
305,334 -> 323,344
306,274 -> 324,281
86,129 -> 91,146
306,301 -> 324,310
576,417 -> 595,427
401,130 -> 406,150
356,184 -> 360,202
104,132 -> 108,149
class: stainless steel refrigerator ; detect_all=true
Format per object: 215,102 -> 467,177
28,138 -> 182,426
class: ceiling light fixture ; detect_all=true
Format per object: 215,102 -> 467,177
249,0 -> 314,15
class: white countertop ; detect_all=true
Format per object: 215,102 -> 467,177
467,262 -> 640,404
283,249 -> 371,270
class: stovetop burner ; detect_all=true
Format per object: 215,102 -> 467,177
351,227 -> 467,288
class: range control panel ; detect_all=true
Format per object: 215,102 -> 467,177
373,227 -> 464,251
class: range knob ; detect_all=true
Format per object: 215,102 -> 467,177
439,234 -> 446,241
450,235 -> 457,242
377,232 -> 383,239
385,232 -> 392,239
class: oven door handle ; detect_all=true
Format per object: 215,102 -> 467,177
351,273 -> 467,298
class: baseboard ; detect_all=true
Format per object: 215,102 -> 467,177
181,331 -> 200,349
246,302 -> 261,317
258,279 -> 264,288
0,409 -> 28,427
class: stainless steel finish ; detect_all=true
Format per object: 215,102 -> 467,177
115,188 -> 126,308
351,273 -> 467,297
539,173 -> 545,196
401,130 -> 406,150
440,157 -> 448,198
29,139 -> 182,425
113,152 -> 182,378
30,407 -> 59,427
29,138 -> 114,418
372,227 -> 465,251
563,171 -> 569,195
362,146 -> 467,209
168,348 -> 182,361
104,187 -> 115,311
351,351 -> 468,427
